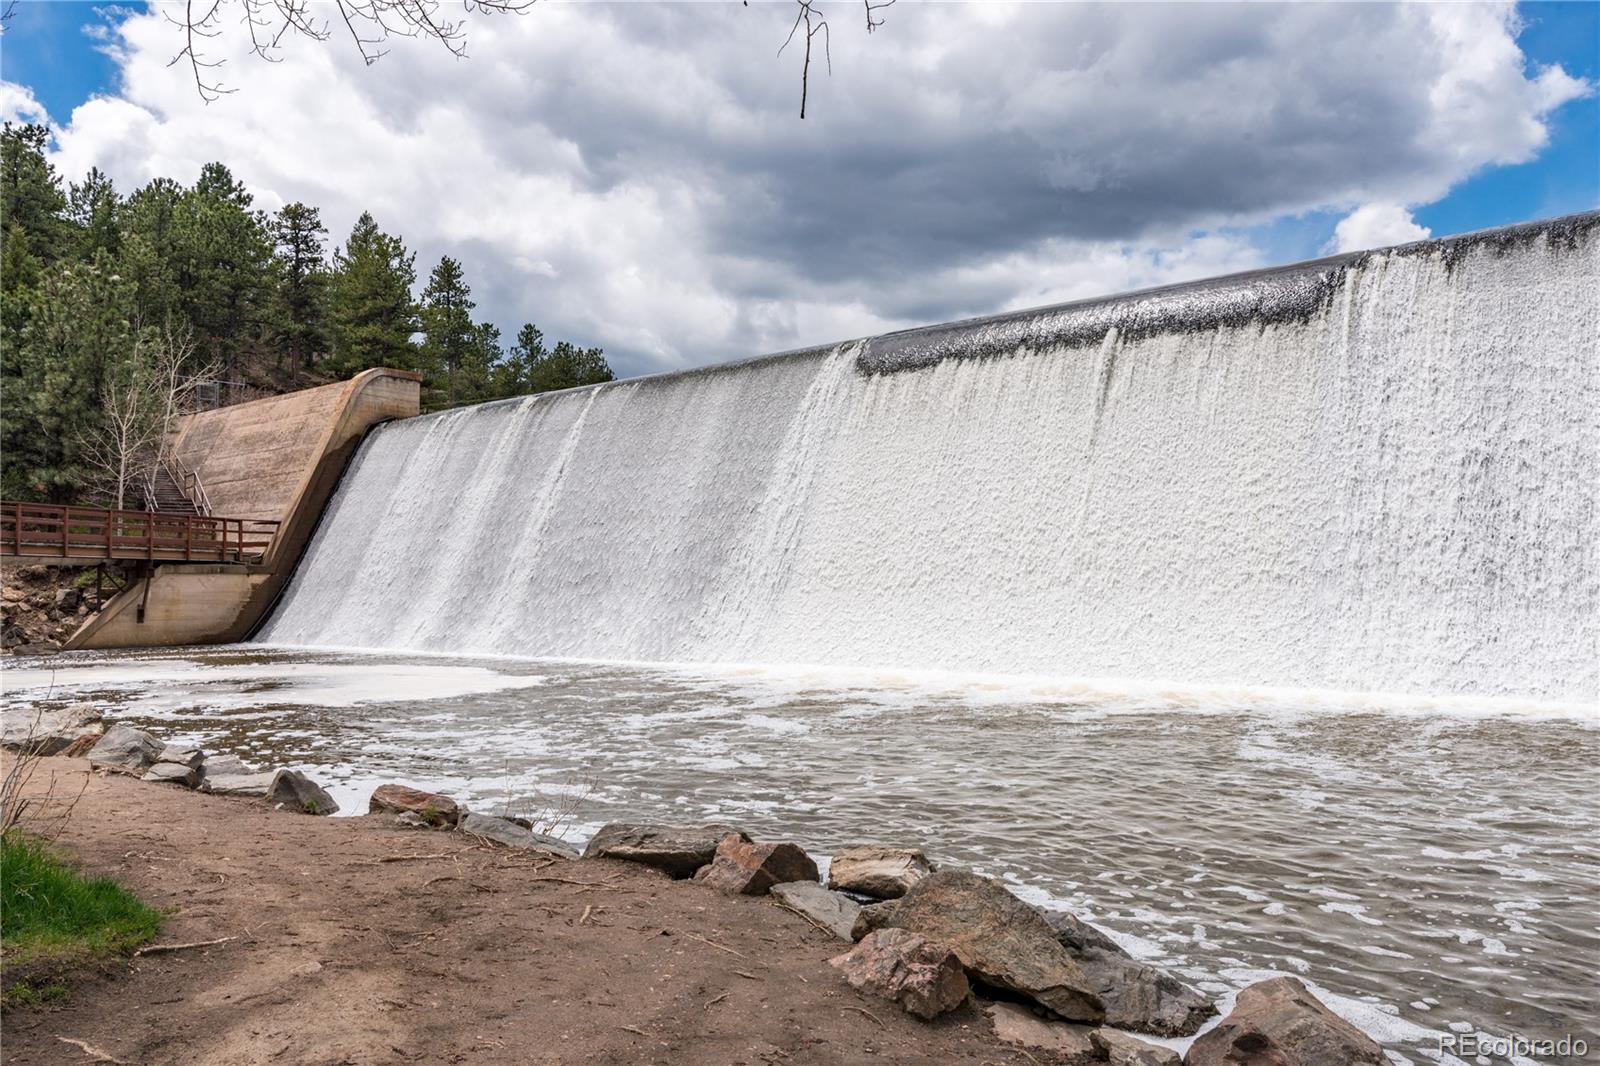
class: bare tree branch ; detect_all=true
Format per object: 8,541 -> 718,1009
164,0 -> 534,97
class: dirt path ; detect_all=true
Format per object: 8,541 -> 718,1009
3,759 -> 1031,1065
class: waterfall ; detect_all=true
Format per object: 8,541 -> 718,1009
257,215 -> 1599,704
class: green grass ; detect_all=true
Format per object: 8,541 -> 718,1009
1,832 -> 162,1003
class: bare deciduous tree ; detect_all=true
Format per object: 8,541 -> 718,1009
77,325 -> 218,511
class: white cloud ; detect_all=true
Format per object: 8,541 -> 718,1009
0,81 -> 49,125
1330,204 -> 1433,254
6,1 -> 1592,375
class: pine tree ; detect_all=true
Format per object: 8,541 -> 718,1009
169,163 -> 275,373
526,339 -> 614,394
419,255 -> 475,407
326,212 -> 419,377
2,256 -> 140,501
492,321 -> 546,397
271,202 -> 329,372
1,123 -> 68,266
67,167 -> 121,261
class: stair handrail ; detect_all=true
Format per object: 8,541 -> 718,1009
163,455 -> 213,517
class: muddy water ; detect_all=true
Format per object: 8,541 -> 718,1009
3,647 -> 1596,1062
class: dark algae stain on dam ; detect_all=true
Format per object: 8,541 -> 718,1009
854,210 -> 1600,374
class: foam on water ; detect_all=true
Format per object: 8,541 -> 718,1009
259,219 -> 1599,704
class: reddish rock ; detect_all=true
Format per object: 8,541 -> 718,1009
1185,977 -> 1385,1066
694,836 -> 819,896
368,784 -> 461,827
830,929 -> 970,1020
889,870 -> 1104,1023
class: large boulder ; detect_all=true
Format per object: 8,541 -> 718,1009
458,812 -> 580,857
1092,1029 -> 1182,1066
887,871 -> 1104,1023
87,724 -> 165,776
582,822 -> 749,878
1041,909 -> 1214,1037
1185,977 -> 1385,1066
984,1002 -> 1100,1064
200,753 -> 252,781
695,836 -> 819,896
771,881 -> 861,940
368,784 -> 461,827
830,929 -> 970,1020
1,703 -> 104,755
266,769 -> 339,815
200,770 -> 277,797
828,845 -> 934,900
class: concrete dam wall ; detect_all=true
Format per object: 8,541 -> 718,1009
258,214 -> 1599,705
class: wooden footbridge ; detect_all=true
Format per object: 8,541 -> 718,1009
1,502 -> 279,567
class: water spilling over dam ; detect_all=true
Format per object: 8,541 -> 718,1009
259,215 -> 1599,705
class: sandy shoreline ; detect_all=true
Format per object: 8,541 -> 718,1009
2,758 -> 1035,1065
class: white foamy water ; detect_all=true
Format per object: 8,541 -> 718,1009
259,227 -> 1599,703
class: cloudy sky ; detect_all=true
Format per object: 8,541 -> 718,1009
3,1 -> 1596,377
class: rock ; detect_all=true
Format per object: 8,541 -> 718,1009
458,812 -> 581,856
582,822 -> 749,878
394,811 -> 431,829
828,845 -> 934,900
156,744 -> 205,768
1041,908 -> 1128,958
1093,1029 -> 1182,1066
368,783 -> 461,827
1,703 -> 104,755
199,753 -> 252,781
694,836 -> 819,896
985,1002 -> 1100,1064
55,587 -> 80,611
12,642 -> 60,656
88,724 -> 165,776
142,761 -> 200,787
141,745 -> 205,788
199,771 -> 276,797
1185,977 -> 1385,1066
59,733 -> 102,758
267,769 -> 339,815
771,881 -> 861,940
1,623 -> 26,647
851,899 -> 900,941
1039,908 -> 1213,1037
888,870 -> 1104,1023
830,929 -> 970,1020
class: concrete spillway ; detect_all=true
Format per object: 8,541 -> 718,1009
258,215 -> 1600,705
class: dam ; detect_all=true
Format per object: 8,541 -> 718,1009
5,214 -> 1598,1060
260,214 -> 1599,706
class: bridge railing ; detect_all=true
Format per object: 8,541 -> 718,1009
1,502 -> 279,565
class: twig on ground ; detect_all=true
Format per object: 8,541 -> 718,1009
54,1037 -> 127,1063
704,991 -> 731,1009
525,875 -> 619,888
133,935 -> 237,956
734,970 -> 760,980
421,874 -> 459,888
369,853 -> 451,864
619,1025 -> 649,1037
842,1005 -> 886,1027
578,904 -> 593,925
683,931 -> 747,958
